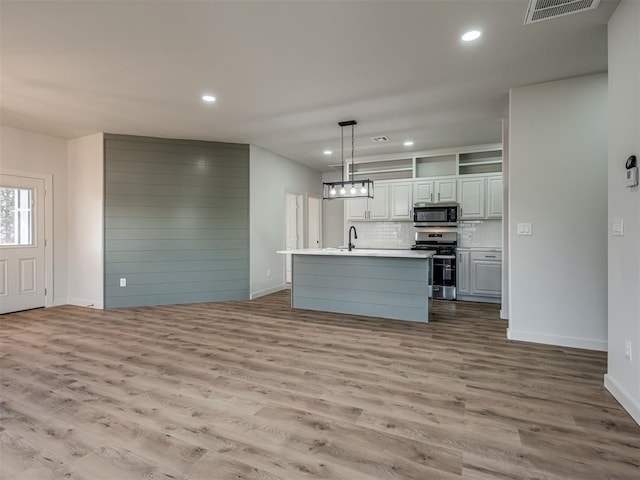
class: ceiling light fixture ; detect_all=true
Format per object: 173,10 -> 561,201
404,140 -> 414,146
324,150 -> 332,155
201,94 -> 216,103
323,120 -> 374,200
462,30 -> 482,42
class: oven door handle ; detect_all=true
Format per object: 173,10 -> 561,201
433,255 -> 456,259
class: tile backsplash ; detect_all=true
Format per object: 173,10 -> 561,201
345,221 -> 415,249
344,219 -> 502,249
458,219 -> 502,248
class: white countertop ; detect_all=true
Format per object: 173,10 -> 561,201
278,248 -> 435,258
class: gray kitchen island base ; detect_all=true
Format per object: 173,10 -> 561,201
290,253 -> 431,323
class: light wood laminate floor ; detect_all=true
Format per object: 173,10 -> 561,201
1,291 -> 638,479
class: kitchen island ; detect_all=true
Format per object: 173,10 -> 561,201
278,248 -> 434,323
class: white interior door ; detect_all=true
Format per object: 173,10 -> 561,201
0,174 -> 46,314
284,193 -> 303,283
307,196 -> 322,249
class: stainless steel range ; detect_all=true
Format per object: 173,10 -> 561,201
411,228 -> 457,300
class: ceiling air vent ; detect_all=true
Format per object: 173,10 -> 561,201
524,0 -> 601,24
372,136 -> 389,142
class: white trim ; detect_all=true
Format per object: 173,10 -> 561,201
604,374 -> 640,425
0,169 -> 54,307
67,298 -> 104,309
506,328 -> 607,351
250,285 -> 285,300
500,309 -> 509,319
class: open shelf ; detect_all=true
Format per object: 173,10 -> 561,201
415,154 -> 457,178
459,150 -> 502,175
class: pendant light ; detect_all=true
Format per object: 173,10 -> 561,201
323,120 -> 374,200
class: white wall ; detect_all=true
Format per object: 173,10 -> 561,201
321,171 -> 346,247
501,118 -> 510,319
249,145 -> 322,298
67,134 -> 104,308
0,125 -> 69,306
605,0 -> 640,425
508,74 -> 608,351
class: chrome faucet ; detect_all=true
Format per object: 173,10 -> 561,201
348,226 -> 358,251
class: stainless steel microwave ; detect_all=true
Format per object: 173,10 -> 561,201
413,202 -> 458,227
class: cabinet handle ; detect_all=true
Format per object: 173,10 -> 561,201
430,193 -> 433,202
485,255 -> 496,258
438,192 -> 440,201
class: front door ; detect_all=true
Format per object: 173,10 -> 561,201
0,174 -> 46,314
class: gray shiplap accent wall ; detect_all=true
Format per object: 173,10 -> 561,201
104,134 -> 249,308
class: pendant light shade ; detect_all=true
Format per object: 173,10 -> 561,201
323,120 -> 374,200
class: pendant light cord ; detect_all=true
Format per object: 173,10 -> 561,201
341,125 -> 345,184
351,124 -> 355,185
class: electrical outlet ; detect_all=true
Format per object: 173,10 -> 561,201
267,268 -> 271,277
119,278 -> 126,287
625,340 -> 632,361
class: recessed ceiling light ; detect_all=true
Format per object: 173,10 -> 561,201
404,141 -> 414,146
201,94 -> 216,103
323,150 -> 332,155
462,30 -> 482,42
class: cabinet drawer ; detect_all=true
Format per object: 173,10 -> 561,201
470,251 -> 501,262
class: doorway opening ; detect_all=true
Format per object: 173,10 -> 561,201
284,193 -> 303,284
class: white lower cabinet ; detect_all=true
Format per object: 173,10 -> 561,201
457,250 -> 470,294
458,249 -> 501,300
470,251 -> 502,297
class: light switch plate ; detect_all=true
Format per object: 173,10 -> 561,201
119,278 -> 127,287
517,223 -> 532,235
613,218 -> 624,236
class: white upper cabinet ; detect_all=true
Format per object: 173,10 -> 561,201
345,183 -> 389,221
368,183 -> 389,220
486,175 -> 503,219
413,181 -> 435,203
435,179 -> 457,203
346,197 -> 368,220
413,178 -> 456,203
390,182 -> 413,220
458,177 -> 485,219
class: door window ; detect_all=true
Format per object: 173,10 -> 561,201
0,187 -> 33,246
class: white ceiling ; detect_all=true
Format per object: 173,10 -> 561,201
0,0 -> 617,172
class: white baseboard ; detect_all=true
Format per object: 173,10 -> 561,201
506,328 -> 607,351
457,295 -> 501,304
250,285 -> 285,300
67,298 -> 104,309
500,309 -> 509,320
604,374 -> 640,425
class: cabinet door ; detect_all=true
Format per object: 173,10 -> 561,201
435,179 -> 457,203
345,197 -> 368,221
368,183 -> 389,220
457,251 -> 470,294
413,181 -> 434,203
486,175 -> 503,219
458,177 -> 485,219
470,253 -> 501,297
390,182 -> 412,220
